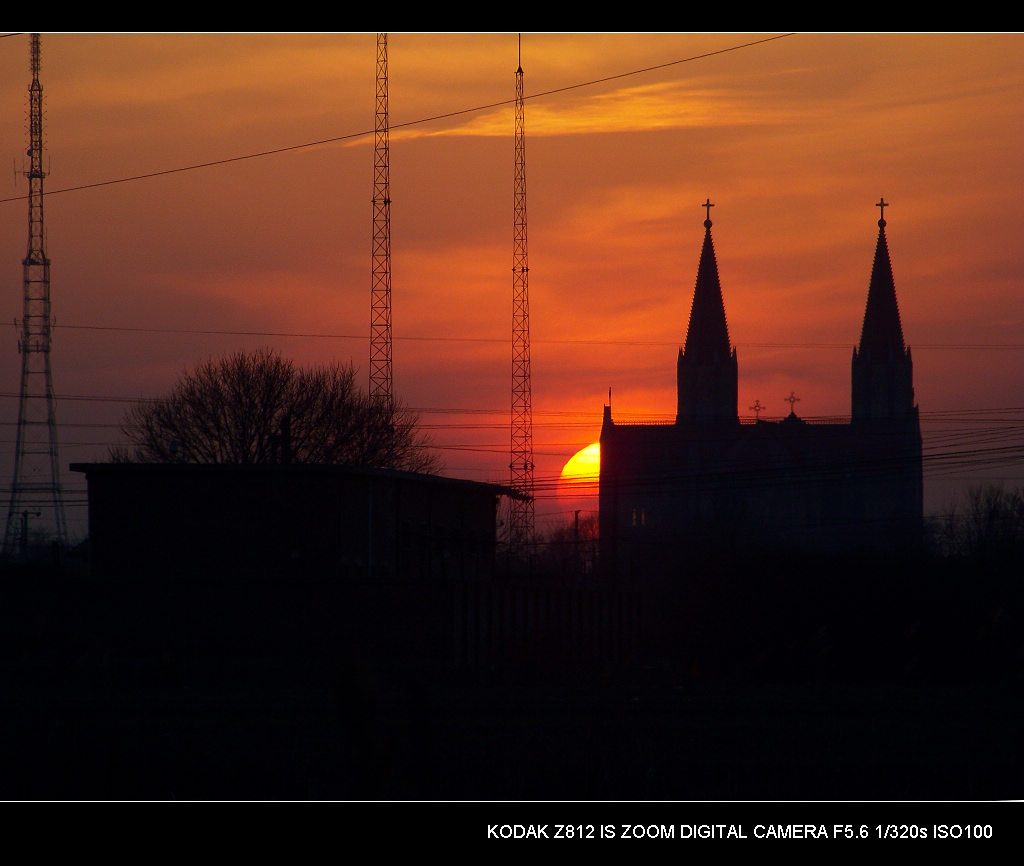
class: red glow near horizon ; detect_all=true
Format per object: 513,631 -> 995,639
0,33 -> 1021,539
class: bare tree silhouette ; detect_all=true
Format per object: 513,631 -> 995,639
112,348 -> 439,473
939,484 -> 1024,562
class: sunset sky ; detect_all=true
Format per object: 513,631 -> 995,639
1,32 -> 1022,540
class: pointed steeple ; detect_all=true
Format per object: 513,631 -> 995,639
852,199 -> 915,421
857,200 -> 906,360
683,200 -> 732,364
677,200 -> 738,424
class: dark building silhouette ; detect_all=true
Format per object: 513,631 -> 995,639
70,462 -> 639,673
600,202 -> 923,577
71,462 -> 507,582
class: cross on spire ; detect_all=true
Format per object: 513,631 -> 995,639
877,196 -> 889,227
702,197 -> 714,227
784,391 -> 800,415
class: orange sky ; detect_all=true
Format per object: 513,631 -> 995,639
1,32 -> 1023,540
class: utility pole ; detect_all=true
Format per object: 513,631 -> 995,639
4,34 -> 67,558
508,36 -> 535,553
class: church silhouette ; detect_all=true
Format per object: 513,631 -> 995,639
599,200 -> 923,578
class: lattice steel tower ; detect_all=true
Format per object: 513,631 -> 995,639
369,32 -> 393,407
508,40 -> 535,550
4,34 -> 67,556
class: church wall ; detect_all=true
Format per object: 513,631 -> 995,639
600,417 -> 923,580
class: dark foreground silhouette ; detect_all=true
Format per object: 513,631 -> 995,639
1,547 -> 1020,800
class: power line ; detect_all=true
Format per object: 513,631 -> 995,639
3,388 -> 1024,434
0,33 -> 795,206
40,322 -> 1024,351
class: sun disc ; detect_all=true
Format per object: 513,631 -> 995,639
560,442 -> 601,488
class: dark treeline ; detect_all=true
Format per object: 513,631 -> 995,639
629,547 -> 1023,685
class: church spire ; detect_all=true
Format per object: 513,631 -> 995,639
857,198 -> 906,360
682,198 -> 732,364
677,200 -> 738,424
852,199 -> 915,421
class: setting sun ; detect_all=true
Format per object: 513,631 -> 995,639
560,442 -> 601,493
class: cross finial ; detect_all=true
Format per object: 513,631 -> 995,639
749,399 -> 764,420
877,196 -> 888,227
702,197 -> 714,228
784,391 -> 800,415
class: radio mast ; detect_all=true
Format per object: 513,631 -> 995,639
4,34 -> 67,558
369,32 -> 393,408
508,37 -> 535,551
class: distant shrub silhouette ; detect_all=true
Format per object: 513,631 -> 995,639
935,484 -> 1024,563
112,348 -> 438,472
535,512 -> 599,576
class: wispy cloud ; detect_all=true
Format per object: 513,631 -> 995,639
392,80 -> 804,142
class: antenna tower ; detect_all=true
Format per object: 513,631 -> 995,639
369,32 -> 393,407
508,38 -> 535,550
3,34 -> 67,557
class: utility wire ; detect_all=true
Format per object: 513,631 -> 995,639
37,322 -> 1024,351
0,33 -> 794,205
